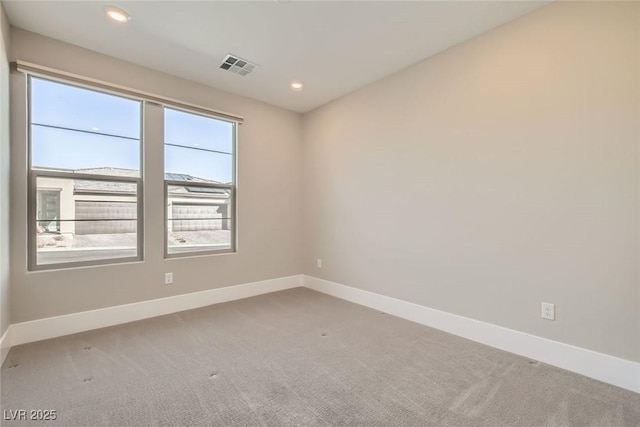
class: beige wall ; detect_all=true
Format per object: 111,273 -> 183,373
302,1 -> 640,362
6,2 -> 640,365
9,28 -> 303,322
0,4 -> 10,337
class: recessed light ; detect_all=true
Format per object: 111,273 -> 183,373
290,81 -> 304,91
105,6 -> 131,23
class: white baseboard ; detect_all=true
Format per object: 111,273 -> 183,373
7,275 -> 303,350
0,326 -> 10,366
4,273 -> 638,394
303,275 -> 640,394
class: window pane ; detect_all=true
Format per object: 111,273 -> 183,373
32,126 -> 140,175
167,220 -> 232,254
165,145 -> 232,184
31,78 -> 140,139
164,106 -> 236,257
35,176 -> 138,266
37,222 -> 137,265
167,184 -> 232,254
165,108 -> 233,154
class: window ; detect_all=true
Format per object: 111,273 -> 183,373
22,65 -> 242,269
164,107 -> 236,256
28,77 -> 143,269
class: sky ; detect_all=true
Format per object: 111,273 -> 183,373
31,77 -> 234,184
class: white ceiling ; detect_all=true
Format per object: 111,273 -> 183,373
3,1 -> 549,113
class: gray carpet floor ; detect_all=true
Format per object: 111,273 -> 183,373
1,287 -> 639,426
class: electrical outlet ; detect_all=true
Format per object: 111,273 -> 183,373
165,272 -> 173,285
541,302 -> 554,320
317,259 -> 322,268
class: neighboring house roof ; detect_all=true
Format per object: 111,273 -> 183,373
75,167 -> 140,178
71,168 -> 229,197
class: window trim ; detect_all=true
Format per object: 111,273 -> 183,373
26,76 -> 145,271
15,60 -> 244,124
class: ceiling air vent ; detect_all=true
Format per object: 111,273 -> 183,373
219,54 -> 257,76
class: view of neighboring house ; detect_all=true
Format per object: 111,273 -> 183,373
37,167 -> 231,237
35,166 -> 232,264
